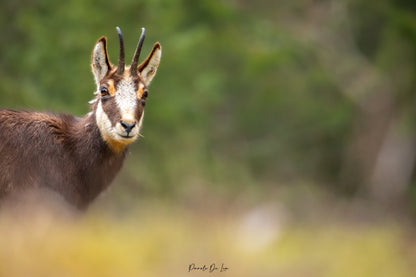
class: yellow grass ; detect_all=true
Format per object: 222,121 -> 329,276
0,204 -> 413,277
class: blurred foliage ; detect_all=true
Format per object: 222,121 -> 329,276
0,0 -> 360,201
2,0 -> 416,276
0,206 -> 414,277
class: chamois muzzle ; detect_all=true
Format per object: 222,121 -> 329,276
130,27 -> 145,76
120,121 -> 136,135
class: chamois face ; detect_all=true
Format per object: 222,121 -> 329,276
91,29 -> 161,152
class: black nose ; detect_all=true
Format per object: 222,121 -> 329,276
120,121 -> 136,134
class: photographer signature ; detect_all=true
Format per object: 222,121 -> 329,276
188,263 -> 229,273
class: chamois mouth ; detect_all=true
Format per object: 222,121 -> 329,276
118,133 -> 136,139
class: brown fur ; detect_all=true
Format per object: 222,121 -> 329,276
0,109 -> 126,209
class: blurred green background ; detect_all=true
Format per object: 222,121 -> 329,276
1,0 -> 416,276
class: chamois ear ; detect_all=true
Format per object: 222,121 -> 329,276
91,37 -> 111,87
138,42 -> 161,86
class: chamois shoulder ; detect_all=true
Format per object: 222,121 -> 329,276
0,109 -> 79,140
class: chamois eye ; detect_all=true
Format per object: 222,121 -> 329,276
100,86 -> 109,96
142,90 -> 148,99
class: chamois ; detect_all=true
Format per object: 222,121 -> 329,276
0,27 -> 161,209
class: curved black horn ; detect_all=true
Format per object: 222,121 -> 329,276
116,26 -> 125,75
130,27 -> 145,76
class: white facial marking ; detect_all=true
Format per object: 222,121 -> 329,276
95,101 -> 114,140
115,76 -> 137,121
138,110 -> 144,131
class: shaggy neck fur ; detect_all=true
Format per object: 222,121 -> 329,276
0,109 -> 127,210
70,112 -> 128,205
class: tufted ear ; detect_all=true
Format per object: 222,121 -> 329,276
91,37 -> 112,87
138,42 -> 161,86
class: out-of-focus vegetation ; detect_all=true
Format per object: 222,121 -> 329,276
3,188 -> 416,277
0,202 -> 414,277
2,0 -> 416,202
1,0 -> 416,276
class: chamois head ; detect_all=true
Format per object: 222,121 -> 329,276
91,27 -> 161,152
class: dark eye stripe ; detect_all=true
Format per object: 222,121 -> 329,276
101,96 -> 122,126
